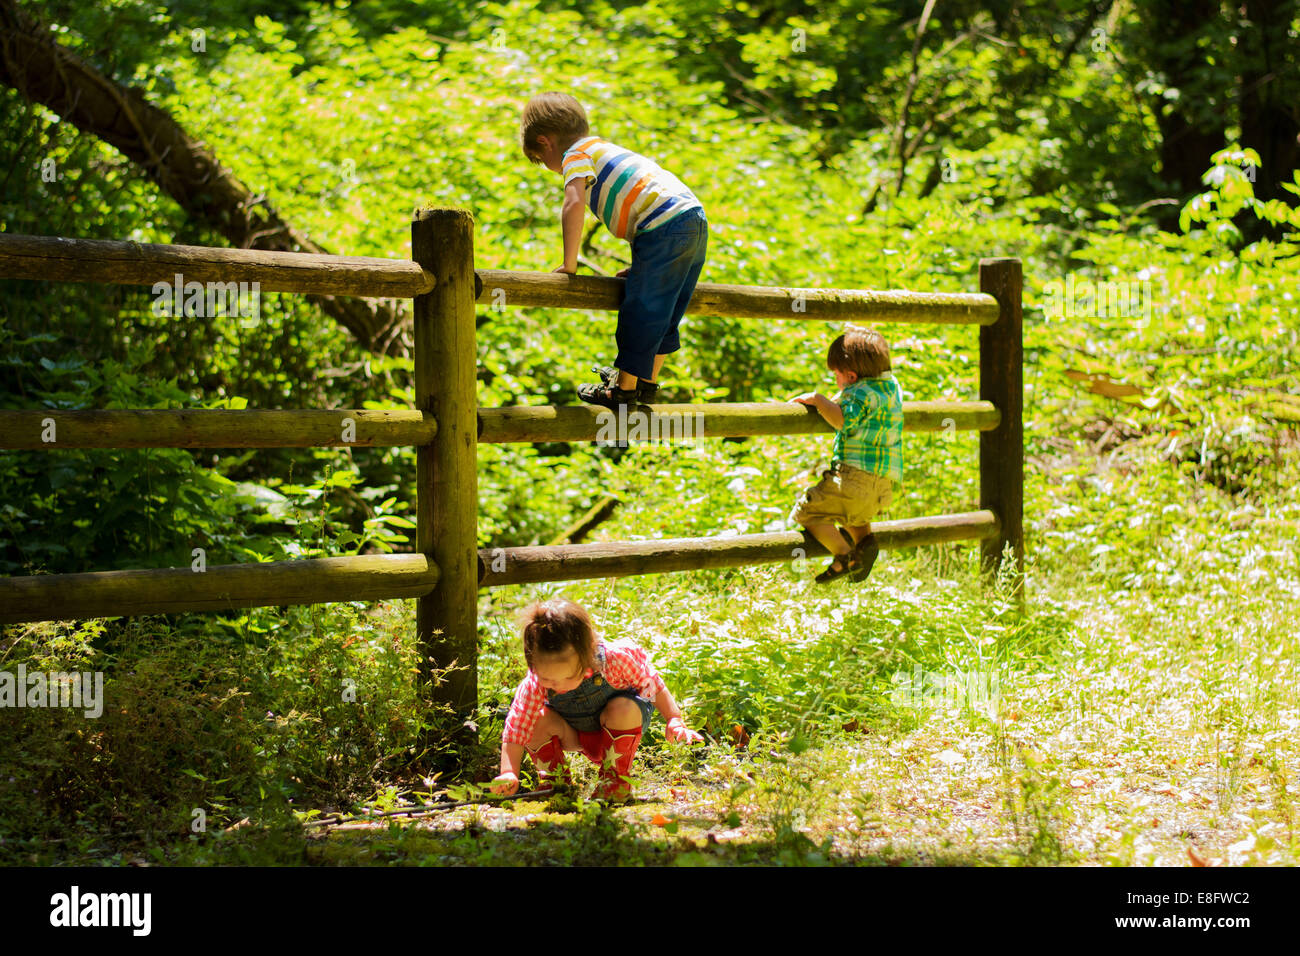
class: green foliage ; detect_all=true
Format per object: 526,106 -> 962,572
0,337 -> 237,573
1,0 -> 1298,865
0,599 -> 466,865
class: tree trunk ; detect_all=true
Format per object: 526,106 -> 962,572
1137,0 -> 1229,225
1239,0 -> 1300,242
0,0 -> 406,354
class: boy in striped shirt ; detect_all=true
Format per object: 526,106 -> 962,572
790,327 -> 903,584
520,92 -> 708,409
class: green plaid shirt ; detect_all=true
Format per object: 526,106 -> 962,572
831,372 -> 903,482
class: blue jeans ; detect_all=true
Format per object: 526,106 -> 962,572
615,207 -> 708,381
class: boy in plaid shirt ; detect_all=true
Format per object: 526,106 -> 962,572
790,326 -> 903,584
491,598 -> 703,802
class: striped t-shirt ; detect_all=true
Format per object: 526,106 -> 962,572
832,373 -> 904,483
561,136 -> 702,241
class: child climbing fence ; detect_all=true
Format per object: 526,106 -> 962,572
0,210 -> 1022,725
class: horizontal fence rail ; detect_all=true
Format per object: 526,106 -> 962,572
478,400 -> 998,444
0,403 -> 994,451
478,511 -> 999,588
0,234 -> 1000,324
0,409 -> 437,449
0,554 -> 440,625
0,233 -> 434,298
0,219 -> 1023,737
474,269 -> 1000,324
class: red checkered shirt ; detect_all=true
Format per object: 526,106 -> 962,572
502,639 -> 667,747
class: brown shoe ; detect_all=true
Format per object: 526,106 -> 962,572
815,550 -> 859,584
849,533 -> 880,582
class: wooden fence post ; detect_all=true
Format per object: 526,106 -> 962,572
412,208 -> 478,752
978,258 -> 1024,591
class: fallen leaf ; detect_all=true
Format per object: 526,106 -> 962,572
1065,369 -> 1145,399
1188,846 -> 1208,867
652,813 -> 671,827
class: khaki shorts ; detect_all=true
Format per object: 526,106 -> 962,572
790,464 -> 894,527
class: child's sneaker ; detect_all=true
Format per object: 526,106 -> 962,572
577,380 -> 637,410
591,365 -> 659,404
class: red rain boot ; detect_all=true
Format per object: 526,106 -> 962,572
527,734 -> 572,790
593,725 -> 642,803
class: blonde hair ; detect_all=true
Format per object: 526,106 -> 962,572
520,92 -> 590,164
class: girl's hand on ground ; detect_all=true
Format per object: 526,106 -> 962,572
791,392 -> 820,406
666,717 -> 704,744
553,264 -> 576,274
491,772 -> 520,796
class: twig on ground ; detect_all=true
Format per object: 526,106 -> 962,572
303,788 -> 556,829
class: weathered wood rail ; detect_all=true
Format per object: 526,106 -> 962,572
0,220 -> 1023,726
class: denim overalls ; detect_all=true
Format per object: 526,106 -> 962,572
545,643 -> 654,735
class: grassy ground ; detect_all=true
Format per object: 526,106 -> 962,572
301,419 -> 1300,867
3,397 -> 1296,867
294,575 -> 1298,868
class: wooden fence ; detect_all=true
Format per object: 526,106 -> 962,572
0,213 -> 1022,722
